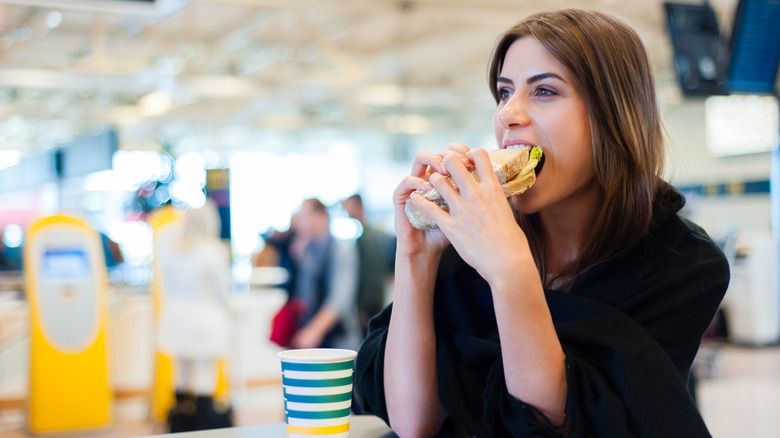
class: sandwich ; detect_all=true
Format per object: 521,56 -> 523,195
404,146 -> 543,230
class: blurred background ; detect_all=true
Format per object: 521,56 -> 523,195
1,0 -> 779,436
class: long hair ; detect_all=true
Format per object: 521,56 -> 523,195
488,9 -> 665,290
177,199 -> 222,252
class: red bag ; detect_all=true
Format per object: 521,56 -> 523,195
269,299 -> 306,347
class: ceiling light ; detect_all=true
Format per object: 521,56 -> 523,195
299,44 -> 319,61
185,76 -> 257,98
46,10 -> 62,29
139,91 -> 173,117
385,114 -> 432,134
12,27 -> 31,42
359,84 -> 405,106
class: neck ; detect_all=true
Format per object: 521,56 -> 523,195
538,186 -> 602,276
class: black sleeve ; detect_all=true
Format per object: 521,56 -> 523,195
353,305 -> 481,438
546,293 -> 714,437
353,304 -> 392,422
430,289 -> 714,437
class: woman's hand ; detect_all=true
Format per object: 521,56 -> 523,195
413,147 -> 567,423
412,148 -> 533,284
385,144 -> 476,438
393,143 -> 473,258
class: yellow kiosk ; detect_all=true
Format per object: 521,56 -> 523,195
23,214 -> 113,434
148,205 -> 181,422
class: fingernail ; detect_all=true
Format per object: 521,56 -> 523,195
440,163 -> 448,175
423,182 -> 434,190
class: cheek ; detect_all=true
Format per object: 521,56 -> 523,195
549,114 -> 592,174
569,133 -> 594,177
493,110 -> 502,144
551,137 -> 595,186
552,157 -> 588,191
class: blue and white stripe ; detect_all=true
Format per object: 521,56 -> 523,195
279,349 -> 357,437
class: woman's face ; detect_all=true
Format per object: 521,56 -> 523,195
493,37 -> 599,216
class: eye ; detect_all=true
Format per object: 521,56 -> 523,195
497,87 -> 512,102
535,86 -> 557,97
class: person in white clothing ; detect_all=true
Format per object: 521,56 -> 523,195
157,199 -> 233,432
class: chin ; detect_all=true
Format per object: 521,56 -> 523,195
510,194 -> 541,216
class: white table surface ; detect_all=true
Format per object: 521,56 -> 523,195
136,415 -> 397,437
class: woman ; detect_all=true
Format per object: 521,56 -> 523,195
354,9 -> 729,438
157,200 -> 233,431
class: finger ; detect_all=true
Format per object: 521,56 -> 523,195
441,153 -> 476,198
448,142 -> 471,154
394,176 -> 435,202
408,190 -> 451,228
468,148 -> 500,188
436,149 -> 466,160
437,150 -> 472,175
426,169 -> 462,222
410,150 -> 445,178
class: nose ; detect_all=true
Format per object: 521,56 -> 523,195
496,96 -> 531,129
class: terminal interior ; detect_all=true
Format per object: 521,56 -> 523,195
1,0 -> 780,436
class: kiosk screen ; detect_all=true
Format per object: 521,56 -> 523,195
42,248 -> 90,281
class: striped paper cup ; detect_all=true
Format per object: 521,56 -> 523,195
279,348 -> 358,437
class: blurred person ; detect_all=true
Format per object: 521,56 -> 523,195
100,231 -> 124,269
252,225 -> 298,296
0,231 -> 12,271
354,9 -> 729,437
289,198 -> 361,350
157,200 -> 233,432
342,193 -> 391,335
0,229 -> 23,271
259,223 -> 304,349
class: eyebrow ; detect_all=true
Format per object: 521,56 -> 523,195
496,72 -> 567,85
528,72 -> 566,84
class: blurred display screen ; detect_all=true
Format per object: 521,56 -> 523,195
705,94 -> 780,156
664,2 -> 728,96
728,0 -> 780,94
58,130 -> 117,178
42,248 -> 90,280
0,151 -> 57,193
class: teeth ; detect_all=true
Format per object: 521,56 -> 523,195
506,144 -> 532,149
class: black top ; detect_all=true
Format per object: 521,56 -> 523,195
354,184 -> 729,437
355,225 -> 390,318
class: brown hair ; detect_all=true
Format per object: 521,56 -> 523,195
488,9 -> 665,290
